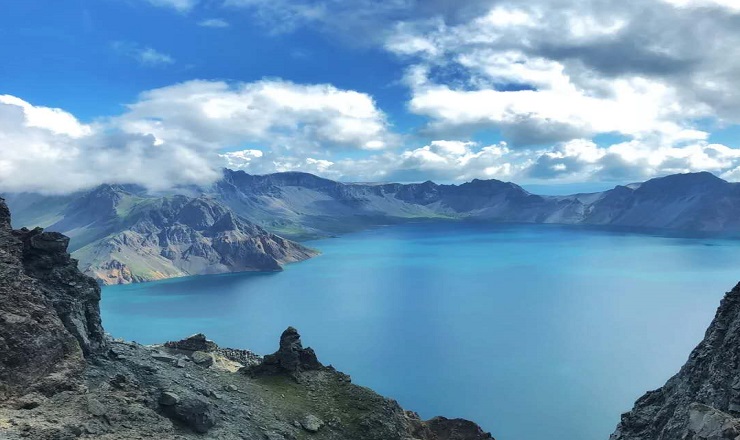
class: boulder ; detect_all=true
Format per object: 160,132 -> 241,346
191,351 -> 214,367
301,414 -> 324,433
159,391 -> 180,406
166,396 -> 216,434
164,333 -> 218,352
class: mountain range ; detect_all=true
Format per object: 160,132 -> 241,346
3,191 -> 740,439
5,170 -> 740,283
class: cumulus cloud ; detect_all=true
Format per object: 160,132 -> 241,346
0,80 -> 393,194
219,149 -> 263,168
223,0 -> 740,163
114,79 -> 394,152
0,96 -> 219,194
112,41 -> 175,67
252,138 -> 740,186
384,1 -> 740,147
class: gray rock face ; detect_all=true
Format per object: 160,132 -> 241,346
6,186 -> 318,285
159,391 -> 180,406
13,227 -> 106,356
0,198 -> 105,398
78,194 -> 318,284
611,282 -> 740,440
425,417 -> 499,440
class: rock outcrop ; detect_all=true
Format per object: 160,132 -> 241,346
611,282 -> 740,440
0,198 -> 105,399
0,198 -> 494,439
245,326 -> 322,379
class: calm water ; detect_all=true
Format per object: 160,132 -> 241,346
101,223 -> 740,440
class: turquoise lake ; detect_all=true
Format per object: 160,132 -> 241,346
101,223 -> 740,440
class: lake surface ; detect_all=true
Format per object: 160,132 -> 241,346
101,223 -> 740,440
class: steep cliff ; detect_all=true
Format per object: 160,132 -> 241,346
612,282 -> 740,440
0,198 -> 105,399
0,198 -> 494,439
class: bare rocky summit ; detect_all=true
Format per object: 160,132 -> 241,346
0,197 -> 494,440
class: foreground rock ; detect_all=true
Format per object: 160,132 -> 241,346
245,326 -> 322,379
611,282 -> 740,439
0,197 -> 494,439
0,200 -> 105,399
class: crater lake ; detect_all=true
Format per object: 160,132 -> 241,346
101,222 -> 740,440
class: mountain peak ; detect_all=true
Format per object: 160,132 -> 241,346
638,171 -> 727,194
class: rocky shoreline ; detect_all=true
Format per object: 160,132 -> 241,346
8,188 -> 740,439
0,197 -> 494,439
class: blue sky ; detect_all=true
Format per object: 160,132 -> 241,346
0,1 -> 405,120
2,0 -> 740,194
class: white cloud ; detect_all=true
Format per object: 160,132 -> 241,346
0,95 -> 91,138
143,0 -> 198,12
385,3 -> 738,147
198,18 -> 230,28
112,41 -> 175,67
115,79 -> 394,152
254,137 -> 740,186
220,149 -> 263,168
0,80 -> 393,193
663,0 -> 740,12
0,96 -> 219,194
406,67 -> 708,146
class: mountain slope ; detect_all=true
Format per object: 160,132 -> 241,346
77,194 -> 317,284
584,172 -> 740,231
213,170 -> 573,238
611,282 -> 740,440
7,186 -> 317,284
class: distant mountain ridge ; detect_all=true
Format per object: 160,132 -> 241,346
212,170 -> 740,238
6,170 -> 740,283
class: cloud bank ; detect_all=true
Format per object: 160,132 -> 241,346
0,80 -> 393,194
5,0 -> 740,193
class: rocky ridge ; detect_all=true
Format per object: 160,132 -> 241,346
214,170 -> 740,239
612,282 -> 740,440
0,197 -> 494,439
7,186 -> 318,284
